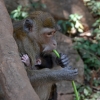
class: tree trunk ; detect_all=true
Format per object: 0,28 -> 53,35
0,0 -> 40,100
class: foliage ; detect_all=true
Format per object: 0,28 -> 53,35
10,3 -> 100,99
76,85 -> 100,100
10,5 -> 28,20
73,1 -> 100,98
31,1 -> 47,10
57,14 -> 84,34
84,0 -> 100,17
74,37 -> 100,81
72,1 -> 100,99
10,2 -> 47,21
93,19 -> 100,28
92,19 -> 100,40
93,79 -> 100,87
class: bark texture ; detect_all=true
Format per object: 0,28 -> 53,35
0,0 -> 40,100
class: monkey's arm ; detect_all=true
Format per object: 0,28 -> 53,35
28,67 -> 78,86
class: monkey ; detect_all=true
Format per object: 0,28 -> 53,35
31,53 -> 54,69
21,53 -> 54,69
21,52 -> 70,70
13,11 -> 78,100
21,52 -> 70,100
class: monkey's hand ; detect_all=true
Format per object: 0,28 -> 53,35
35,58 -> 42,65
21,54 -> 31,67
56,53 -> 70,68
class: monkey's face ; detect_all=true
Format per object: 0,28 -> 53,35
40,29 -> 57,52
23,18 -> 57,53
36,28 -> 57,52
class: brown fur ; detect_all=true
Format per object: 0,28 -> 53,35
13,11 -> 77,100
13,11 -> 57,100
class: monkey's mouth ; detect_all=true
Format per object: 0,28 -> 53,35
42,46 -> 57,53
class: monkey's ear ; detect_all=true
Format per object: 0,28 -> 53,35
23,19 -> 33,33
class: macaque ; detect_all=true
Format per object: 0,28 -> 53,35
21,53 -> 54,69
21,53 -> 70,69
13,11 -> 78,100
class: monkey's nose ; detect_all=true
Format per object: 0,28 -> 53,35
53,42 -> 57,46
53,40 -> 57,46
53,42 -> 57,49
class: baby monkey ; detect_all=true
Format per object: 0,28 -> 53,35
21,53 -> 70,69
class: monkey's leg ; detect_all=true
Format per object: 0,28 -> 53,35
48,84 -> 57,100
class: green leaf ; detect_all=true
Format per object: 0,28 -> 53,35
13,12 -> 19,18
93,19 -> 100,27
96,34 -> 100,40
93,28 -> 100,34
11,10 -> 18,14
82,53 -> 90,58
79,23 -> 84,29
57,20 -> 63,25
62,22 -> 67,32
69,14 -> 77,21
69,14 -> 74,19
83,44 -> 89,50
84,89 -> 89,96
86,86 -> 92,93
83,0 -> 91,2
21,12 -> 28,18
85,58 -> 93,63
90,44 -> 98,52
17,5 -> 22,11
97,48 -> 100,55
74,14 -> 83,20
32,2 -> 40,8
78,28 -> 83,32
95,60 -> 100,66
98,41 -> 100,46
84,99 -> 89,100
69,14 -> 82,21
90,99 -> 95,100
74,37 -> 85,42
41,4 -> 47,8
75,21 -> 80,28
85,40 -> 90,46
70,23 -> 74,28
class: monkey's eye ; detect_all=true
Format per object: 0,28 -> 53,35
46,31 -> 56,37
47,32 -> 52,35
46,32 -> 53,37
47,31 -> 56,35
53,31 -> 56,33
